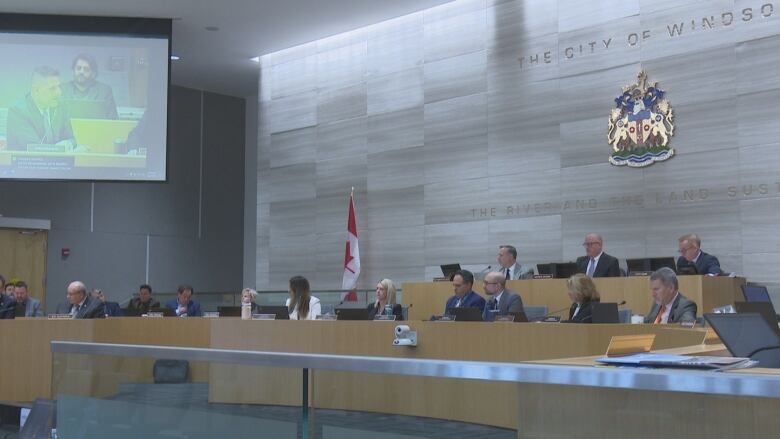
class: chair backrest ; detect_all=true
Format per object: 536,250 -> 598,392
524,306 -> 548,321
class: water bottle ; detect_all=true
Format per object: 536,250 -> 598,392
384,304 -> 393,317
241,302 -> 252,320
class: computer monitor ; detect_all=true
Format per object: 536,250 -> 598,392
591,302 -> 620,324
335,308 -> 370,320
734,302 -> 780,337
742,284 -> 772,303
626,257 -> 676,275
704,313 -> 780,358
536,263 -> 552,276
676,264 -> 698,275
256,305 -> 290,320
552,262 -> 579,279
149,307 -> 176,317
440,264 -> 461,280
217,306 -> 241,317
446,307 -> 483,322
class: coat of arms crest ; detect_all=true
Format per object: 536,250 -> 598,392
607,71 -> 675,167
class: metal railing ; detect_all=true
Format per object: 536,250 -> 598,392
51,341 -> 780,399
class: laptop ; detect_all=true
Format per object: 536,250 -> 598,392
536,263 -> 552,276
256,305 -> 290,320
335,307 -> 370,321
70,118 -> 138,153
734,302 -> 780,337
676,263 -> 698,276
217,306 -> 242,317
122,307 -> 144,317
440,264 -> 461,280
447,307 -> 484,322
626,257 -> 676,275
591,302 -> 620,324
742,284 -> 772,303
704,313 -> 780,363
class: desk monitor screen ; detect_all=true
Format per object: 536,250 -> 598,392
734,302 -> 780,337
676,264 -> 698,275
149,307 -> 175,317
536,263 -> 552,276
217,306 -> 241,317
440,264 -> 461,280
122,307 -> 144,317
447,307 -> 483,322
704,313 -> 780,358
742,285 -> 772,303
552,262 -> 579,279
257,305 -> 290,320
591,302 -> 620,324
335,307 -> 370,321
626,257 -> 676,274
0,13 -> 170,182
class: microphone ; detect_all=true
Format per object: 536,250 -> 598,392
617,300 -> 627,306
479,265 -> 492,274
535,305 -> 572,321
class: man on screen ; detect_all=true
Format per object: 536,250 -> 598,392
6,66 -> 75,150
62,53 -> 118,120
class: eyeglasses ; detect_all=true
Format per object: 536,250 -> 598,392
678,246 -> 694,254
483,282 -> 499,286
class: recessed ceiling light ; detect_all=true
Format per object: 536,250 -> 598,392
170,54 -> 181,60
250,56 -> 260,63
205,26 -> 220,32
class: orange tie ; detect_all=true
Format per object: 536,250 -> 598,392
654,304 -> 666,324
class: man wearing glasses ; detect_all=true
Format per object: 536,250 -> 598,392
576,233 -> 621,278
676,233 -> 722,275
481,272 -> 524,321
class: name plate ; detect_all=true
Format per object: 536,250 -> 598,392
203,312 -> 220,318
374,315 -> 397,321
144,312 -> 165,318
494,315 -> 516,322
252,314 -> 276,320
533,274 -> 553,279
605,334 -> 656,357
628,271 -> 652,277
316,314 -> 337,320
47,314 -> 74,320
679,320 -> 697,329
541,316 -> 562,323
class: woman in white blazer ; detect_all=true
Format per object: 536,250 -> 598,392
285,276 -> 321,320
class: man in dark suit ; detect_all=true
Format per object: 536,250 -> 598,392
90,289 -> 123,317
164,284 -> 203,317
643,267 -> 697,324
126,284 -> 161,314
444,269 -> 486,314
6,66 -> 76,150
13,281 -> 44,317
482,272 -> 524,321
55,281 -> 105,319
676,233 -> 723,275
576,233 -> 621,277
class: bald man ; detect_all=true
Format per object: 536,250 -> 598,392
576,233 -> 621,278
481,272 -> 524,321
55,281 -> 105,319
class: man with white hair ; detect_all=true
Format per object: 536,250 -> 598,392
55,281 -> 105,319
576,233 -> 621,278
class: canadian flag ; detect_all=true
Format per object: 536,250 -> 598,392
341,191 -> 360,301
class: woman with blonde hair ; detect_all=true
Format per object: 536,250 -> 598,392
285,276 -> 321,320
367,278 -> 403,320
566,273 -> 601,323
241,288 -> 260,313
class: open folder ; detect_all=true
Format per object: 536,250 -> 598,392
595,353 -> 756,370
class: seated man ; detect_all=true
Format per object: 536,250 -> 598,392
55,281 -> 105,319
496,245 -> 534,280
482,271 -> 524,321
90,289 -> 123,317
576,233 -> 621,277
0,280 -> 14,319
676,233 -> 722,275
13,281 -> 44,317
126,284 -> 160,314
164,284 -> 202,317
643,267 -> 697,324
444,269 -> 486,314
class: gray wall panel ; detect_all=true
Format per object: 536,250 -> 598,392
257,0 -> 780,291
269,127 -> 317,168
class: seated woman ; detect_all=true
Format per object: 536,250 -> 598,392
285,276 -> 321,320
566,273 -> 601,323
367,279 -> 403,320
241,288 -> 261,313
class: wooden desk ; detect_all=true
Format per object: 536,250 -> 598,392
404,276 -> 744,321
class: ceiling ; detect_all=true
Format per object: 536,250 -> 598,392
2,0 -> 454,98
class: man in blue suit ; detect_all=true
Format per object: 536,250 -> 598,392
676,233 -> 723,275
444,269 -> 486,314
90,288 -> 123,317
165,284 -> 202,317
12,281 -> 44,317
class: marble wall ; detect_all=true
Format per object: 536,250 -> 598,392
256,0 -> 780,293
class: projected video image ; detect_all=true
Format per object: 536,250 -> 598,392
0,32 -> 168,181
